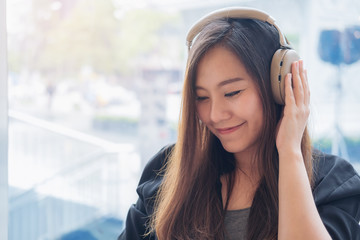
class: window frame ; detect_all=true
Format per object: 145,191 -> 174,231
0,0 -> 8,239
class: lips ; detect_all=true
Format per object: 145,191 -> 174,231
216,122 -> 245,135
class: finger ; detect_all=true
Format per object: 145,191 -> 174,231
292,61 -> 304,105
304,69 -> 310,104
284,73 -> 295,105
299,60 -> 310,106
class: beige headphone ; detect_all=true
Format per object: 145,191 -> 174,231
186,7 -> 300,105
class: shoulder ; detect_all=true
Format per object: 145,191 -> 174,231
312,149 -> 360,204
312,150 -> 360,238
136,144 -> 174,213
138,143 -> 174,185
118,144 -> 174,240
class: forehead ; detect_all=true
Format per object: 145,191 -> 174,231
195,46 -> 252,88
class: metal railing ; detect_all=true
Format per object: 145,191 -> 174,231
8,110 -> 139,240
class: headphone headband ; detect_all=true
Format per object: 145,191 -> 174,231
186,7 -> 288,50
185,7 -> 300,105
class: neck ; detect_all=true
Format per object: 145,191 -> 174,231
234,150 -> 260,182
221,157 -> 261,210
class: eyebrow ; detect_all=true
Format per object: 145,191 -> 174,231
195,77 -> 245,90
218,77 -> 245,87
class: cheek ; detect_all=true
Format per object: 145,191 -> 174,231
196,104 -> 207,123
246,94 -> 264,127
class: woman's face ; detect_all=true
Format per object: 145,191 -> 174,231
195,46 -> 264,159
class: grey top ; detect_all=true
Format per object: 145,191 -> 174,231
224,208 -> 250,240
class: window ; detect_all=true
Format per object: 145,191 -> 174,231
7,1 -> 182,239
4,0 -> 360,239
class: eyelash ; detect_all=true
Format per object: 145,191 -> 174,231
196,90 -> 242,101
196,96 -> 208,101
225,90 -> 242,97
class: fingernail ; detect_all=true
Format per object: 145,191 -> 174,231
287,73 -> 293,87
293,61 -> 298,71
287,73 -> 292,80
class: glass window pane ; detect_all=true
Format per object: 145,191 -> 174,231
7,0 -> 360,239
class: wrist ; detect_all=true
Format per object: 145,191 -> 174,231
278,149 -> 303,162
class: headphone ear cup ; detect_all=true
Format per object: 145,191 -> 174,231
270,49 -> 300,105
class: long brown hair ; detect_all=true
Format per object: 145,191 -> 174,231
150,18 -> 313,240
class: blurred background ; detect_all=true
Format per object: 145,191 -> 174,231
4,0 -> 360,239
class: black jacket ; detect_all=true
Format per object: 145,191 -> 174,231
118,145 -> 360,240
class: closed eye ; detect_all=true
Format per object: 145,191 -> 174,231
225,90 -> 242,97
196,96 -> 208,101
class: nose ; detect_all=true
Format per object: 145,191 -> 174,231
209,99 -> 231,123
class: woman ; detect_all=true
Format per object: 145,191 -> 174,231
119,7 -> 360,240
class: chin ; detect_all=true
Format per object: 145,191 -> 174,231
220,139 -> 258,157
220,142 -> 244,154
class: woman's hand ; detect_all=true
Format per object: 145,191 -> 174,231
276,60 -> 310,155
277,60 -> 331,240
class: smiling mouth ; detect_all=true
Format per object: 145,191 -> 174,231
216,123 -> 245,135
